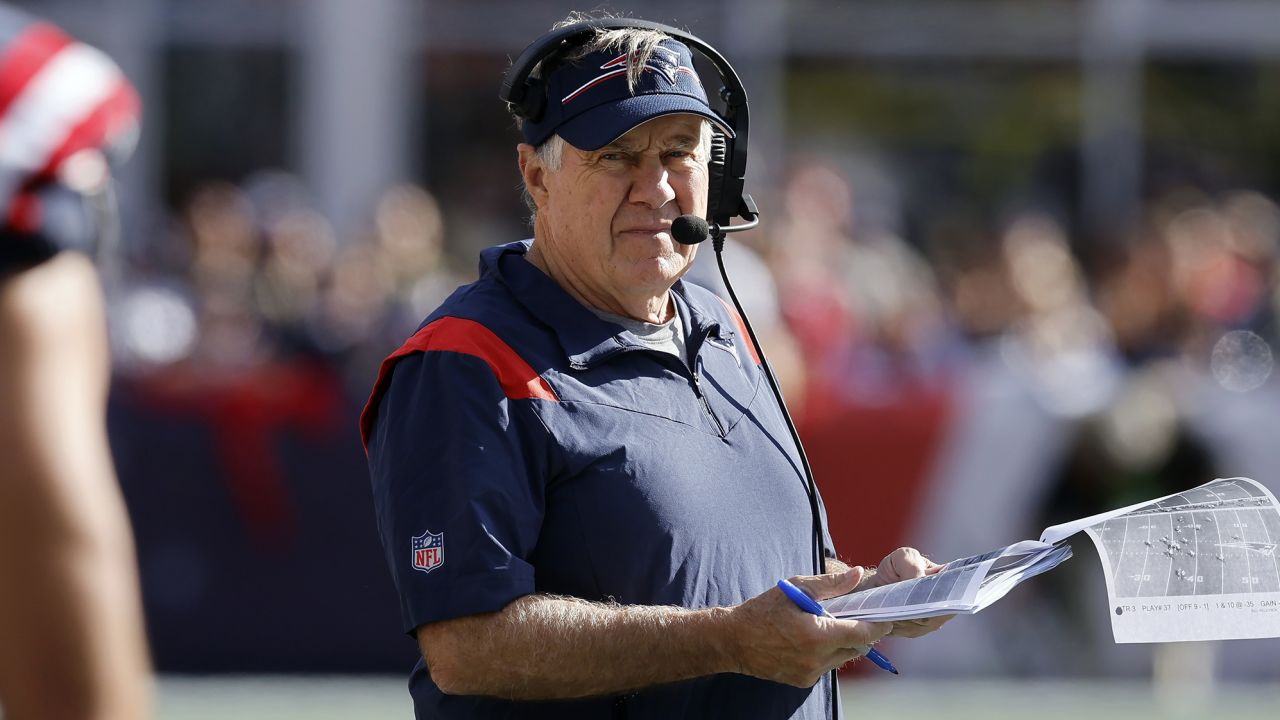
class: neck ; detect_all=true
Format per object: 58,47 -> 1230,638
526,235 -> 675,324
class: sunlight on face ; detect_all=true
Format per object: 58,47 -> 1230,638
536,114 -> 709,301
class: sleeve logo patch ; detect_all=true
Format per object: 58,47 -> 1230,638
411,530 -> 444,574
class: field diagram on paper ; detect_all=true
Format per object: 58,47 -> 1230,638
1086,478 -> 1280,598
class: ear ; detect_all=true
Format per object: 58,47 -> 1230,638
517,143 -> 549,210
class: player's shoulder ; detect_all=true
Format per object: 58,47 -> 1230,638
412,286 -> 536,364
359,298 -> 554,452
359,243 -> 559,449
0,252 -> 102,348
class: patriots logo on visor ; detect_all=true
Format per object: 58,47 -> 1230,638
561,45 -> 701,105
643,45 -> 683,84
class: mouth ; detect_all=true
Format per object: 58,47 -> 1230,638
617,223 -> 673,237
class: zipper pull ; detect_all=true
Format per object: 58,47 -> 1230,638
692,372 -> 725,435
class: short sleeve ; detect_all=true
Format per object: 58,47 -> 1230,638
366,349 -> 550,634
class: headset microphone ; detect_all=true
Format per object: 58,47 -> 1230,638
672,213 -> 761,247
671,215 -> 709,245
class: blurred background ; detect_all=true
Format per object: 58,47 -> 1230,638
14,0 -> 1280,717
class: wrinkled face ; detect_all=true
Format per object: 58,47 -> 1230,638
529,113 -> 709,299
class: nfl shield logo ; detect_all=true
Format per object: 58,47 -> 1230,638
411,530 -> 444,574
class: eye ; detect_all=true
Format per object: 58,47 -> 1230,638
599,151 -> 626,162
666,149 -> 703,164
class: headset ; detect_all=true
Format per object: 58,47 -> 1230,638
501,20 -> 837,718
500,18 -> 759,234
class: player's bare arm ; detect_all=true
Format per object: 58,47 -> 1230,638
418,566 -> 888,699
0,254 -> 153,720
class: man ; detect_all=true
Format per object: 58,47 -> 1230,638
0,6 -> 152,719
363,19 -> 946,719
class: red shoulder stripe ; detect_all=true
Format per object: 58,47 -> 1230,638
359,317 -> 558,453
714,296 -> 762,366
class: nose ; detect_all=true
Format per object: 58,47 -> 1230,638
627,156 -> 676,210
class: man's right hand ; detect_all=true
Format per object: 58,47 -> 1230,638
725,567 -> 891,688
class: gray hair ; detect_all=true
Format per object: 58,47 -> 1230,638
520,135 -> 565,216
511,13 -> 671,132
554,20 -> 671,95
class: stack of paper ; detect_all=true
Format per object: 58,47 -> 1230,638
822,540 -> 1072,621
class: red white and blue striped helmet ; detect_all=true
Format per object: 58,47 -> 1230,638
0,3 -> 139,247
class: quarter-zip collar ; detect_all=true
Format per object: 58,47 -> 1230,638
484,240 -> 734,371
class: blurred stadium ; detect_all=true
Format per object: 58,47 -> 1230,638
11,0 -> 1280,716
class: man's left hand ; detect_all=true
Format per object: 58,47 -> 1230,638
859,547 -> 954,638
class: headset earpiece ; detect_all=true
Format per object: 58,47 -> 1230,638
518,77 -> 546,122
706,129 -> 729,225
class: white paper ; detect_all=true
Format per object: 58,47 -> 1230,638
821,476 -> 1280,645
1079,477 -> 1280,643
822,541 -> 1072,621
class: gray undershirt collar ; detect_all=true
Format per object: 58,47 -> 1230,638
587,299 -> 688,367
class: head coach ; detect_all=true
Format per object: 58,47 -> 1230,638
361,14 -> 950,719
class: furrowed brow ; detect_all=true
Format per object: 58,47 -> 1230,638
667,134 -> 699,150
600,139 -> 640,154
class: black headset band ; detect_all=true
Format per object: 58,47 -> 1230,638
500,19 -> 746,112
500,19 -> 752,226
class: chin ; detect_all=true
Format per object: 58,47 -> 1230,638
626,254 -> 687,288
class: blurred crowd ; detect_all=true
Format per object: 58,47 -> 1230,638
102,174 -> 467,672
103,160 -> 1280,679
109,173 -> 466,398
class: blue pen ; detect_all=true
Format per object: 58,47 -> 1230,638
776,578 -> 899,675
